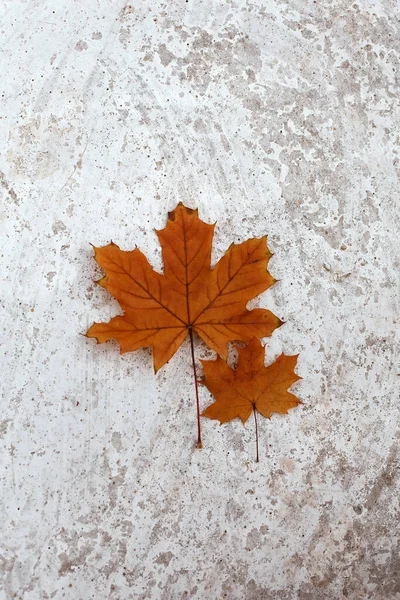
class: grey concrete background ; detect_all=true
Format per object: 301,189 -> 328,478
1,1 -> 399,598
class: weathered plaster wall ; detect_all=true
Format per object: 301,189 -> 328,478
1,1 -> 399,598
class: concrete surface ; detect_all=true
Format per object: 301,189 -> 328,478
1,1 -> 400,599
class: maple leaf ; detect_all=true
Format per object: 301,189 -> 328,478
86,203 -> 281,446
201,338 -> 302,461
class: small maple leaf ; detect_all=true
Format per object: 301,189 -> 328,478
86,203 -> 281,446
201,338 -> 302,461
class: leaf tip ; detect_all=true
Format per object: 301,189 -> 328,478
95,276 -> 108,288
85,325 -> 100,343
201,407 -> 212,419
153,357 -> 163,373
293,371 -> 303,384
167,202 -> 198,223
185,204 -> 198,215
89,243 -> 101,257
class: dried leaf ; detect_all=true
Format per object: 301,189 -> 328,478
86,204 -> 280,372
201,338 -> 301,460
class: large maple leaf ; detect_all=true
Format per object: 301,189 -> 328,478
201,338 -> 302,461
86,203 -> 281,446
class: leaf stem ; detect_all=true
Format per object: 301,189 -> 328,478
189,327 -> 202,448
253,405 -> 259,463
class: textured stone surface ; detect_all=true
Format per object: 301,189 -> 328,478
1,1 -> 400,598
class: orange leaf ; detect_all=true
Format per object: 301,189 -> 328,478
86,204 -> 281,372
201,338 -> 302,425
